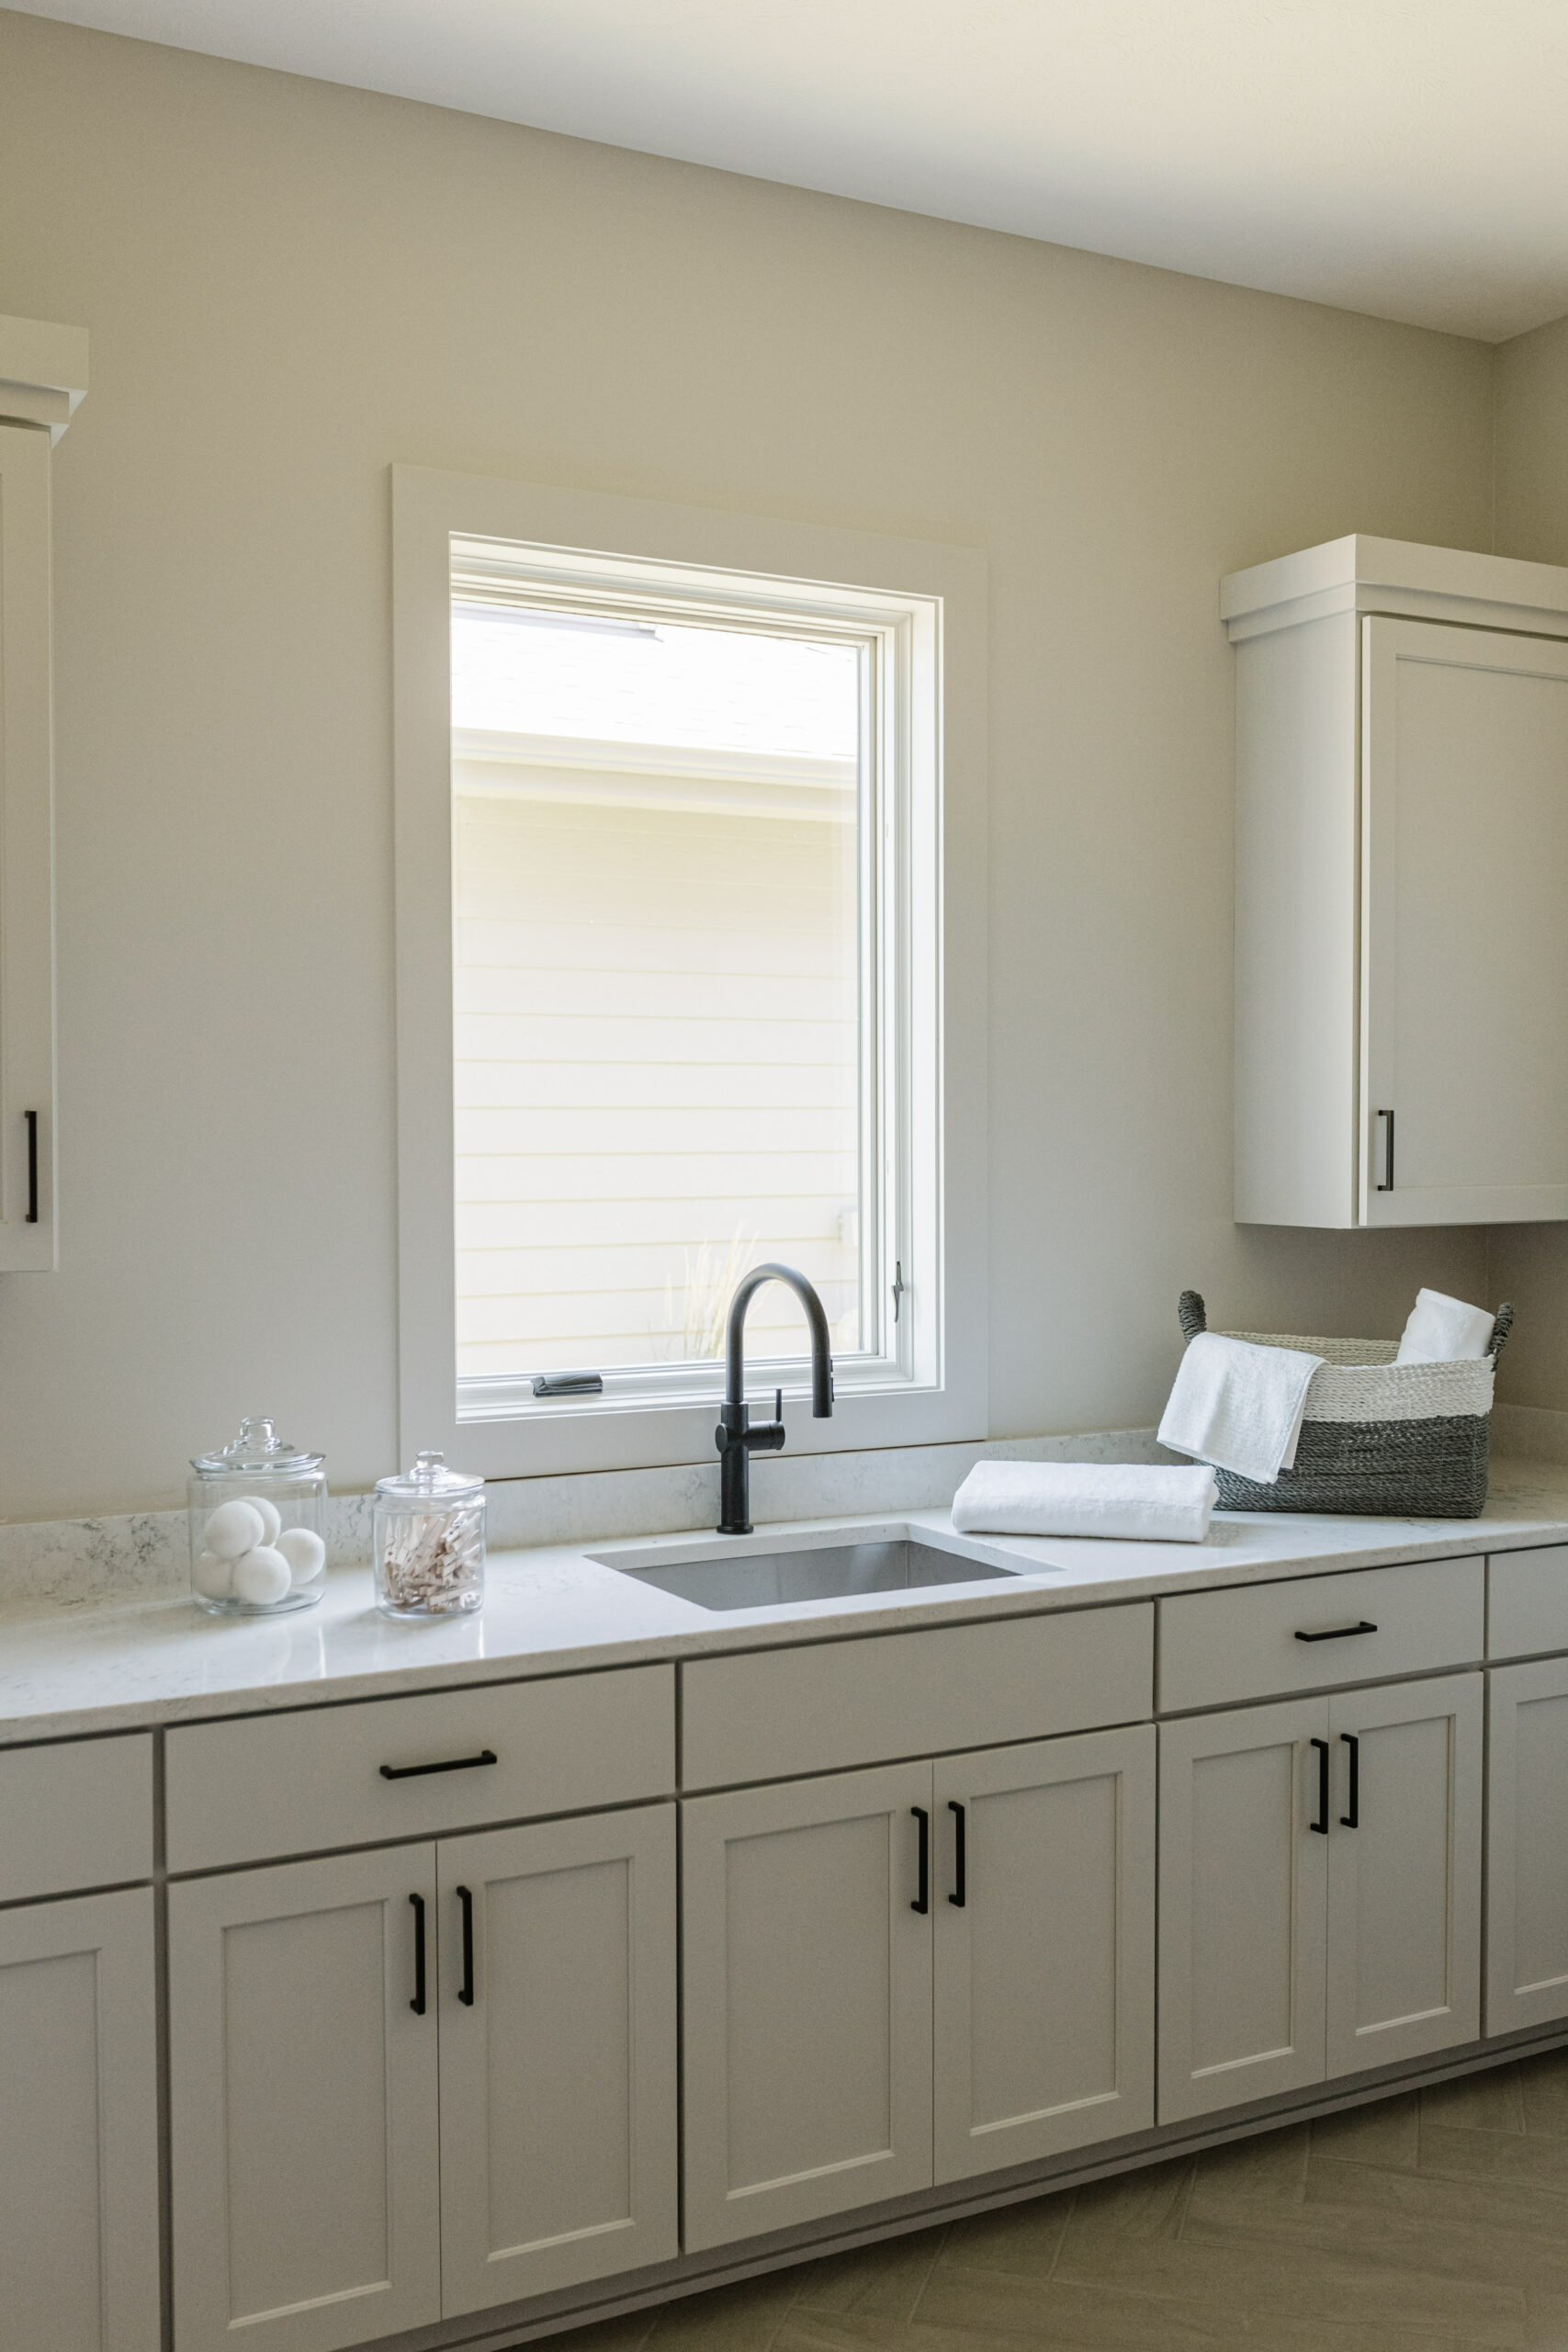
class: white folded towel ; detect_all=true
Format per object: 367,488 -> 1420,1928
1395,1287 -> 1495,1363
1158,1330 -> 1323,1486
951,1460 -> 1218,1544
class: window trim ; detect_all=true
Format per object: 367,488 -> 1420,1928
391,466 -> 987,1480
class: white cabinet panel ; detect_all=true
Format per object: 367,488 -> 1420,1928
169,1848 -> 440,2352
436,1805 -> 678,2315
932,1726 -> 1154,2181
1362,617 -> 1568,1223
1158,1700 -> 1328,2122
1488,1657 -> 1568,2035
682,1761 -> 933,2250
0,1889 -> 160,2352
1488,1544 -> 1568,1660
0,1732 -> 153,1903
1325,1675 -> 1482,2075
0,420 -> 57,1268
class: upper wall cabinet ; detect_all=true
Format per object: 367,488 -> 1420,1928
0,315 -> 88,1270
1226,535 -> 1568,1227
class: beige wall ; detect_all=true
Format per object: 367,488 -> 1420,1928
0,7 -> 1503,1517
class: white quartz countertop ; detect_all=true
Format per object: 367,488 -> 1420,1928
6,1460 -> 1568,1743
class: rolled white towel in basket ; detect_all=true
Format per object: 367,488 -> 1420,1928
1395,1288 -> 1495,1363
1158,1330 -> 1324,1486
951,1460 -> 1218,1543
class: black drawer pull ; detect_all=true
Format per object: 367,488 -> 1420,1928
409,1892 -> 427,2014
1294,1621 -> 1377,1645
911,1807 -> 929,1914
1340,1732 -> 1359,1828
1309,1737 -> 1330,1834
379,1748 -> 498,1781
457,1884 -> 475,2006
24,1111 -> 38,1225
948,1800 -> 966,1908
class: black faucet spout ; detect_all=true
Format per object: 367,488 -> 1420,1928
715,1262 -> 834,1534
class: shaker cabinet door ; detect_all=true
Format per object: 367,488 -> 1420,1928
932,1726 -> 1155,2182
0,1888 -> 160,2352
1325,1674 -> 1482,2076
1158,1699 -> 1329,2122
682,1760 -> 934,2251
169,1847 -> 441,2352
1361,616 -> 1568,1224
1488,1657 -> 1568,2036
435,1804 -> 678,2316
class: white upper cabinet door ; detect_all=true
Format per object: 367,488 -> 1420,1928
931,1726 -> 1155,2184
682,1760 -> 934,2252
1361,616 -> 1568,1225
1325,1674 -> 1482,2076
1487,1657 -> 1568,2036
0,421 -> 58,1267
1157,1699 -> 1329,2124
0,1888 -> 160,2352
169,1848 -> 441,2352
435,1804 -> 678,2317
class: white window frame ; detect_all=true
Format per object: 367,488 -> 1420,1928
392,467 -> 987,1479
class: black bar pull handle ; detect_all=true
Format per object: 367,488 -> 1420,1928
910,1806 -> 929,1914
24,1112 -> 38,1225
1294,1622 -> 1378,1645
1377,1108 -> 1395,1192
1340,1733 -> 1359,1828
409,1892 -> 427,2014
457,1884 -> 475,2006
380,1748 -> 498,1781
948,1800 -> 966,1908
1309,1738 -> 1330,1835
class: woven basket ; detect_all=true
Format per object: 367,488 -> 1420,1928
1176,1291 -> 1514,1518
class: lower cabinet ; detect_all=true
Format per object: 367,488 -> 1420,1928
1487,1656 -> 1568,2034
1158,1675 -> 1482,2123
681,1725 -> 1156,2251
0,1887 -> 161,2352
169,1805 -> 677,2352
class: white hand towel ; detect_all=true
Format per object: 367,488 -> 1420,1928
951,1460 -> 1218,1544
1395,1287 -> 1495,1363
1158,1330 -> 1323,1486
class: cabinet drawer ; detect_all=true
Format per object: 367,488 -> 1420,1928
1158,1556 -> 1483,1713
0,1732 -> 154,1903
165,1664 -> 675,1872
1489,1545 -> 1568,1659
681,1604 -> 1152,1790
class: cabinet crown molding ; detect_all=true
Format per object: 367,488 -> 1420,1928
1221,531 -> 1568,645
0,313 -> 88,442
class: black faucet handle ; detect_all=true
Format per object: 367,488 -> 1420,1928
773,1386 -> 783,1428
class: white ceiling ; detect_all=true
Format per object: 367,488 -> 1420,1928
17,0 -> 1568,342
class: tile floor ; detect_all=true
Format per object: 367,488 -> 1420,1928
553,2049 -> 1568,2352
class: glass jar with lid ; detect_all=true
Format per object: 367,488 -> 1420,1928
188,1417 -> 328,1615
373,1452 -> 485,1619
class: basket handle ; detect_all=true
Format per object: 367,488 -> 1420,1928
1488,1304 -> 1515,1362
1178,1290 -> 1208,1343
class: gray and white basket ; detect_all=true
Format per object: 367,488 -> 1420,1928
1176,1291 -> 1514,1518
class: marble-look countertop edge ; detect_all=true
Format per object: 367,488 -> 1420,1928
5,1478 -> 1568,1745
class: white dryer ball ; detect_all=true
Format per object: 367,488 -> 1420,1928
192,1550 -> 232,1600
206,1498 -> 265,1559
231,1545 -> 292,1605
275,1527 -> 326,1588
236,1494 -> 281,1545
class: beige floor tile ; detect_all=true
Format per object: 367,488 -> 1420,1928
915,2265 -> 1248,2347
1188,2124 -> 1309,2216
1063,2158 -> 1193,2244
551,2315 -> 659,2352
1420,2121 -> 1568,2193
1309,2150 -> 1568,2250
1423,2071 -> 1527,2136
1310,2091 -> 1420,2170
794,2231 -> 948,2321
936,2195 -> 1075,2282
648,2270 -> 804,2352
1188,2184 -> 1568,2297
1520,2051 -> 1568,2141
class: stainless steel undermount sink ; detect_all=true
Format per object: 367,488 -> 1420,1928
593,1537 -> 1024,1612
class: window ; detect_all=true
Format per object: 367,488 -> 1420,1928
393,471 -> 987,1478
